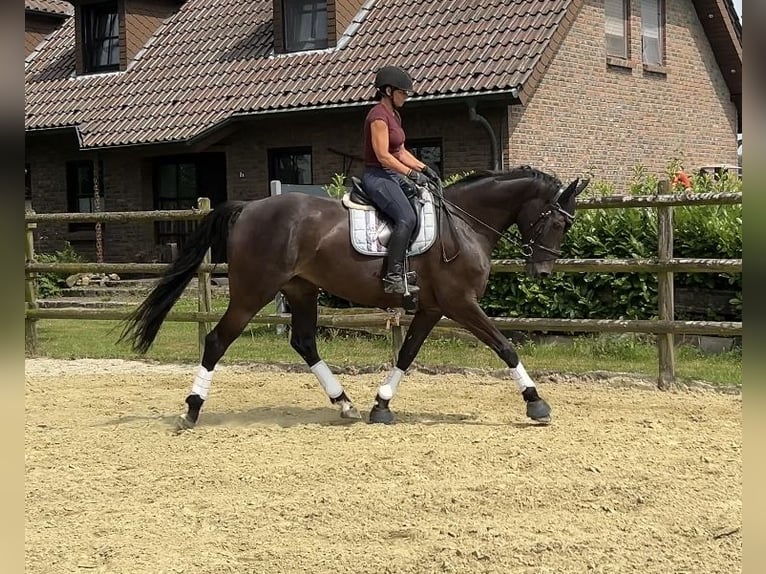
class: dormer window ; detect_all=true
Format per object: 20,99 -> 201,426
283,0 -> 327,52
81,1 -> 120,73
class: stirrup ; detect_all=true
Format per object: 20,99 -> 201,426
383,273 -> 406,294
382,274 -> 420,295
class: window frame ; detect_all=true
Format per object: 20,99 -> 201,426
80,0 -> 121,74
282,0 -> 328,53
268,146 -> 314,185
66,160 -> 104,232
153,157 -> 200,249
25,163 -> 32,211
641,0 -> 666,68
605,0 -> 631,61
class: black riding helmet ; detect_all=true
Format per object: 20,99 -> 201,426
374,65 -> 415,99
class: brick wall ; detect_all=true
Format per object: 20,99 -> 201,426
27,134 -> 157,263
25,15 -> 63,56
507,0 -> 739,190
26,103 -> 510,263
225,102 -> 504,201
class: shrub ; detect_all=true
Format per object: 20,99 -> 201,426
482,161 -> 742,322
34,242 -> 82,298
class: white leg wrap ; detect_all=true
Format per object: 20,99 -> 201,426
310,360 -> 343,399
509,361 -> 535,392
191,365 -> 214,400
377,367 -> 405,400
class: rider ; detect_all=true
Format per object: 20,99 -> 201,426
362,65 -> 441,294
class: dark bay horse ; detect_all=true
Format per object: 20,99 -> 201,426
120,166 -> 588,427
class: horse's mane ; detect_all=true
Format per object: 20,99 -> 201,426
448,165 -> 562,192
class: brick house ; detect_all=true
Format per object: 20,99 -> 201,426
25,0 -> 741,262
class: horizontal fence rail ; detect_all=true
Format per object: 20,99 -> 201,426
24,191 -> 742,388
25,258 -> 742,275
23,308 -> 741,337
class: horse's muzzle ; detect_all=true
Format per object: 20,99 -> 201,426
526,260 -> 554,278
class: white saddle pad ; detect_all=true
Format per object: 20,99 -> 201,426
342,190 -> 437,257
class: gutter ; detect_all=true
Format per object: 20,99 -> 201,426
466,85 -> 520,171
466,100 -> 499,171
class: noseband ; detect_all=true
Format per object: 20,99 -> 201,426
520,186 -> 575,260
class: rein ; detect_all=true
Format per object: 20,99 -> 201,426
430,180 -> 573,262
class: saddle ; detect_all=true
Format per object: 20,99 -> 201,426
342,176 -> 437,257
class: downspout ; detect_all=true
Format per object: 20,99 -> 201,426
467,100 -> 499,171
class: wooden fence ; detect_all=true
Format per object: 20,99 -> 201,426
24,189 -> 742,389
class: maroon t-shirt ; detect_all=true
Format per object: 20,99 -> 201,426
364,103 -> 406,168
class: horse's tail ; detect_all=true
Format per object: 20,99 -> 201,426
119,201 -> 247,354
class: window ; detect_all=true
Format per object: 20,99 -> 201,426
153,154 -> 228,250
408,139 -> 443,178
81,1 -> 120,73
641,0 -> 664,66
66,160 -> 104,232
283,0 -> 327,52
155,160 -> 198,249
605,0 -> 629,59
268,147 -> 313,184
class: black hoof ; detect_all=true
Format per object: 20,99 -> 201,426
185,394 -> 204,425
526,399 -> 552,424
369,406 -> 395,424
369,396 -> 394,424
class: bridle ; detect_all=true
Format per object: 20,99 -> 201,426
519,186 -> 575,260
432,181 -> 574,262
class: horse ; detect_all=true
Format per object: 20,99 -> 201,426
120,166 -> 588,427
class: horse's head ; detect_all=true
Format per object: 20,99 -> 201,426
518,177 -> 589,278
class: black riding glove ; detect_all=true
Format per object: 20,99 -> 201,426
407,169 -> 430,187
421,165 -> 441,183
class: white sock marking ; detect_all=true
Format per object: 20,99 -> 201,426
509,361 -> 535,392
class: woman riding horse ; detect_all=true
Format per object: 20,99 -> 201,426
362,65 -> 440,294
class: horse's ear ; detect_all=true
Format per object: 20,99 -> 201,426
559,178 -> 579,203
575,178 -> 590,196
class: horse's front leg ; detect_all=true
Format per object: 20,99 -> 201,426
444,301 -> 551,423
369,310 -> 442,424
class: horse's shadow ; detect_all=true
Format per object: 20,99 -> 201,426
100,407 -> 543,430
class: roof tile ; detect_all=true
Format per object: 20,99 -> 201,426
26,0 -> 576,148
25,0 -> 73,18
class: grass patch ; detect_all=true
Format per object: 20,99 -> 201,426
31,314 -> 741,387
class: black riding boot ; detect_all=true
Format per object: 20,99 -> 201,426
383,226 -> 419,294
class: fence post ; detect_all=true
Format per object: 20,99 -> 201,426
197,197 -> 212,360
656,180 -> 675,389
25,215 -> 39,355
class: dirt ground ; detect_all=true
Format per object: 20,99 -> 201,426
25,359 -> 741,574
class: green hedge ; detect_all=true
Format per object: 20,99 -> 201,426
483,166 -> 742,322
319,166 -> 741,322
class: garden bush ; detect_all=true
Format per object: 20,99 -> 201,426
483,164 -> 742,321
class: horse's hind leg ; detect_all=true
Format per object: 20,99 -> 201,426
281,278 -> 361,420
179,302 -> 259,429
369,310 -> 442,424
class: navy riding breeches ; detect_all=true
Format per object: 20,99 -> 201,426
361,167 -> 417,238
